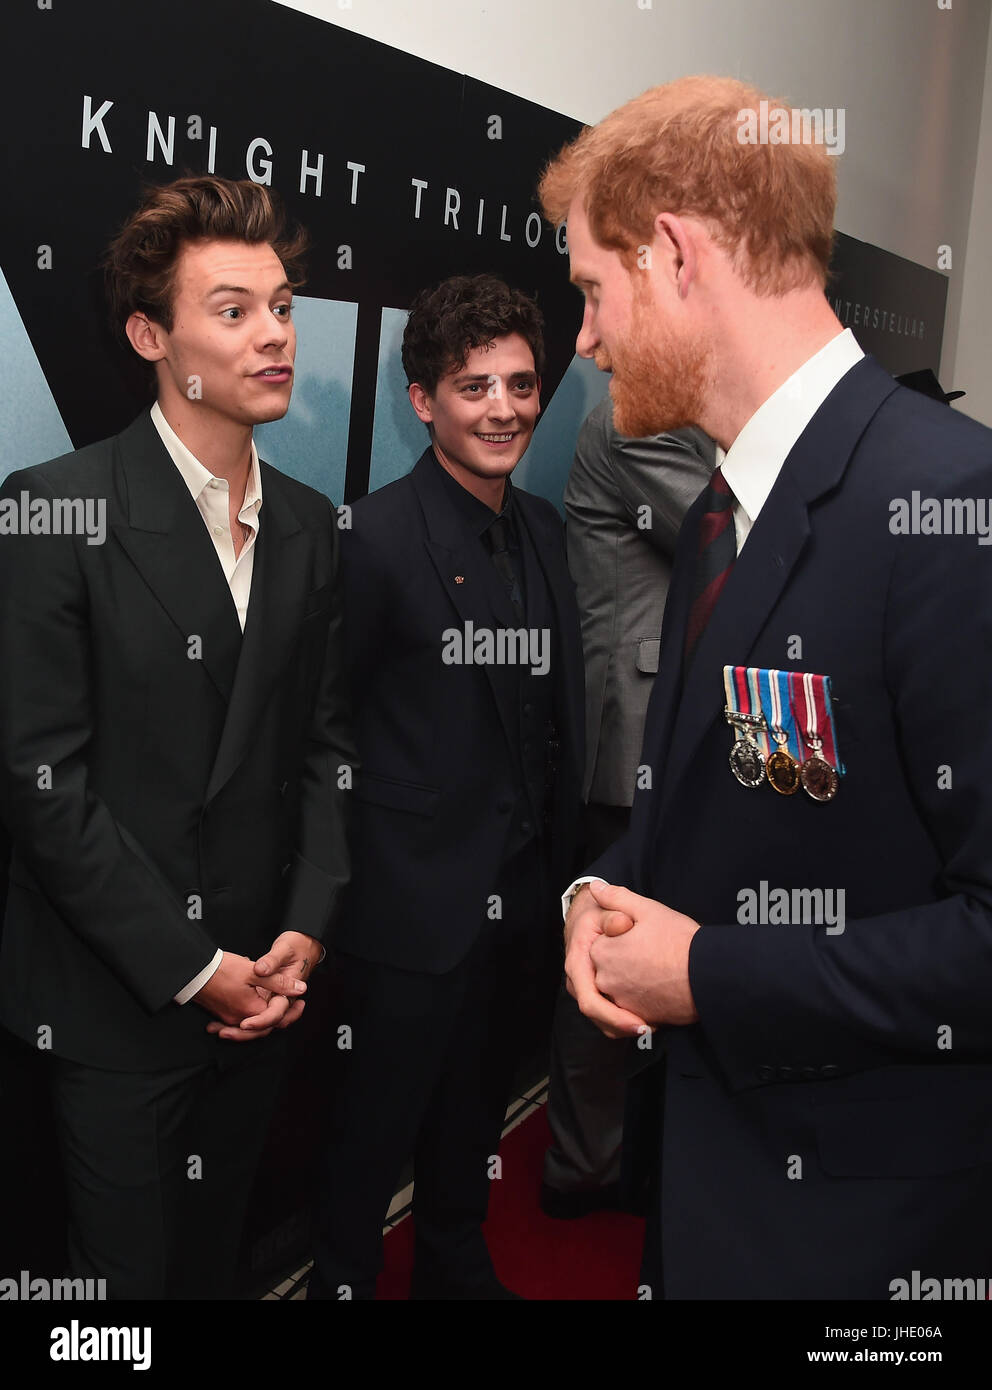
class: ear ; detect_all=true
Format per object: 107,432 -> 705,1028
125,312 -> 168,363
653,213 -> 698,299
408,381 -> 434,426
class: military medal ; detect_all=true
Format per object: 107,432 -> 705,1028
723,666 -> 767,788
794,671 -> 840,802
762,668 -> 801,796
730,734 -> 765,787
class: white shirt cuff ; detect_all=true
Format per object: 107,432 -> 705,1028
175,949 -> 223,1005
561,876 -> 607,922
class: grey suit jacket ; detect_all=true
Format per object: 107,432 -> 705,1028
564,395 -> 715,806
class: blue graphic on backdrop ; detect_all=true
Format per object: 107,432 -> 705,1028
0,268 -> 72,484
512,356 -> 610,512
368,307 -> 427,494
255,295 -> 357,502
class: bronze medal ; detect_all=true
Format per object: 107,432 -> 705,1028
766,747 -> 800,796
791,673 -> 842,802
800,755 -> 839,802
729,737 -> 765,788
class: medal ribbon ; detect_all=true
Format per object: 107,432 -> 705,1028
724,664 -> 769,756
788,671 -> 844,774
723,663 -> 737,721
746,667 -> 770,758
761,668 -> 799,759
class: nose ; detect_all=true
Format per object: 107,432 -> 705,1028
259,310 -> 291,354
575,301 -> 599,359
485,382 -> 516,423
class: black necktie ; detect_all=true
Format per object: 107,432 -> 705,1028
683,467 -> 737,667
486,515 -> 525,622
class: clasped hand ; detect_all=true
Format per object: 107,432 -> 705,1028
194,930 -> 320,1042
564,881 -> 700,1039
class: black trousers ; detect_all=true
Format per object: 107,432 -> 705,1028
543,802 -> 632,1194
50,1039 -> 286,1299
309,840 -> 553,1300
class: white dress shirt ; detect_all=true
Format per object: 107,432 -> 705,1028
561,328 -> 865,918
149,402 -> 263,1003
150,400 -> 262,632
718,327 -> 865,551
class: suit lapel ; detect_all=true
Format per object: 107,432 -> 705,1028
112,411 -> 242,702
515,490 -> 584,763
652,356 -> 899,825
411,453 -> 521,757
204,468 -> 307,804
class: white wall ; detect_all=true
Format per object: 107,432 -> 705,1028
278,0 -> 991,415
955,14 -> 992,425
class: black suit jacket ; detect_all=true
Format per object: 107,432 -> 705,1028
0,410 -> 353,1070
595,358 -> 992,1298
336,449 -> 584,974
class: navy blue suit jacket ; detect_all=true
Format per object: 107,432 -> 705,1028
594,357 -> 992,1299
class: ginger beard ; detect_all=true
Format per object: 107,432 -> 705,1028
604,273 -> 709,438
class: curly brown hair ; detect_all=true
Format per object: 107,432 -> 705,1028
401,274 -> 546,395
103,175 -> 308,340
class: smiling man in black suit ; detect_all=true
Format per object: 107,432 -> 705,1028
0,176 -> 353,1299
308,275 -> 584,1301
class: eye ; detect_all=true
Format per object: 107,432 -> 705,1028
273,302 -> 293,318
463,383 -> 483,394
221,307 -> 244,320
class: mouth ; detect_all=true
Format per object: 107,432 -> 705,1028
475,432 -> 517,447
253,365 -> 293,383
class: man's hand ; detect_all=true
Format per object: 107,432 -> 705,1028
195,949 -> 308,1042
564,882 -> 649,1039
208,930 -> 322,1040
588,882 -> 700,1026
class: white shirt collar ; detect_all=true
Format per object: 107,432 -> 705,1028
150,400 -> 262,515
718,328 -> 864,527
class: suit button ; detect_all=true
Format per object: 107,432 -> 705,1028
821,1064 -> 839,1078
521,819 -> 533,834
800,1066 -> 817,1081
757,1065 -> 774,1082
524,703 -> 534,714
497,800 -> 512,814
778,1066 -> 795,1081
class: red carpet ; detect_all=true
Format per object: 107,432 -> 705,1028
377,1106 -> 645,1300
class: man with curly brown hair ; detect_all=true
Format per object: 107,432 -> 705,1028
308,274 -> 584,1301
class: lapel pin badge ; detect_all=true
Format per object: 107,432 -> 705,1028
455,575 -> 465,584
